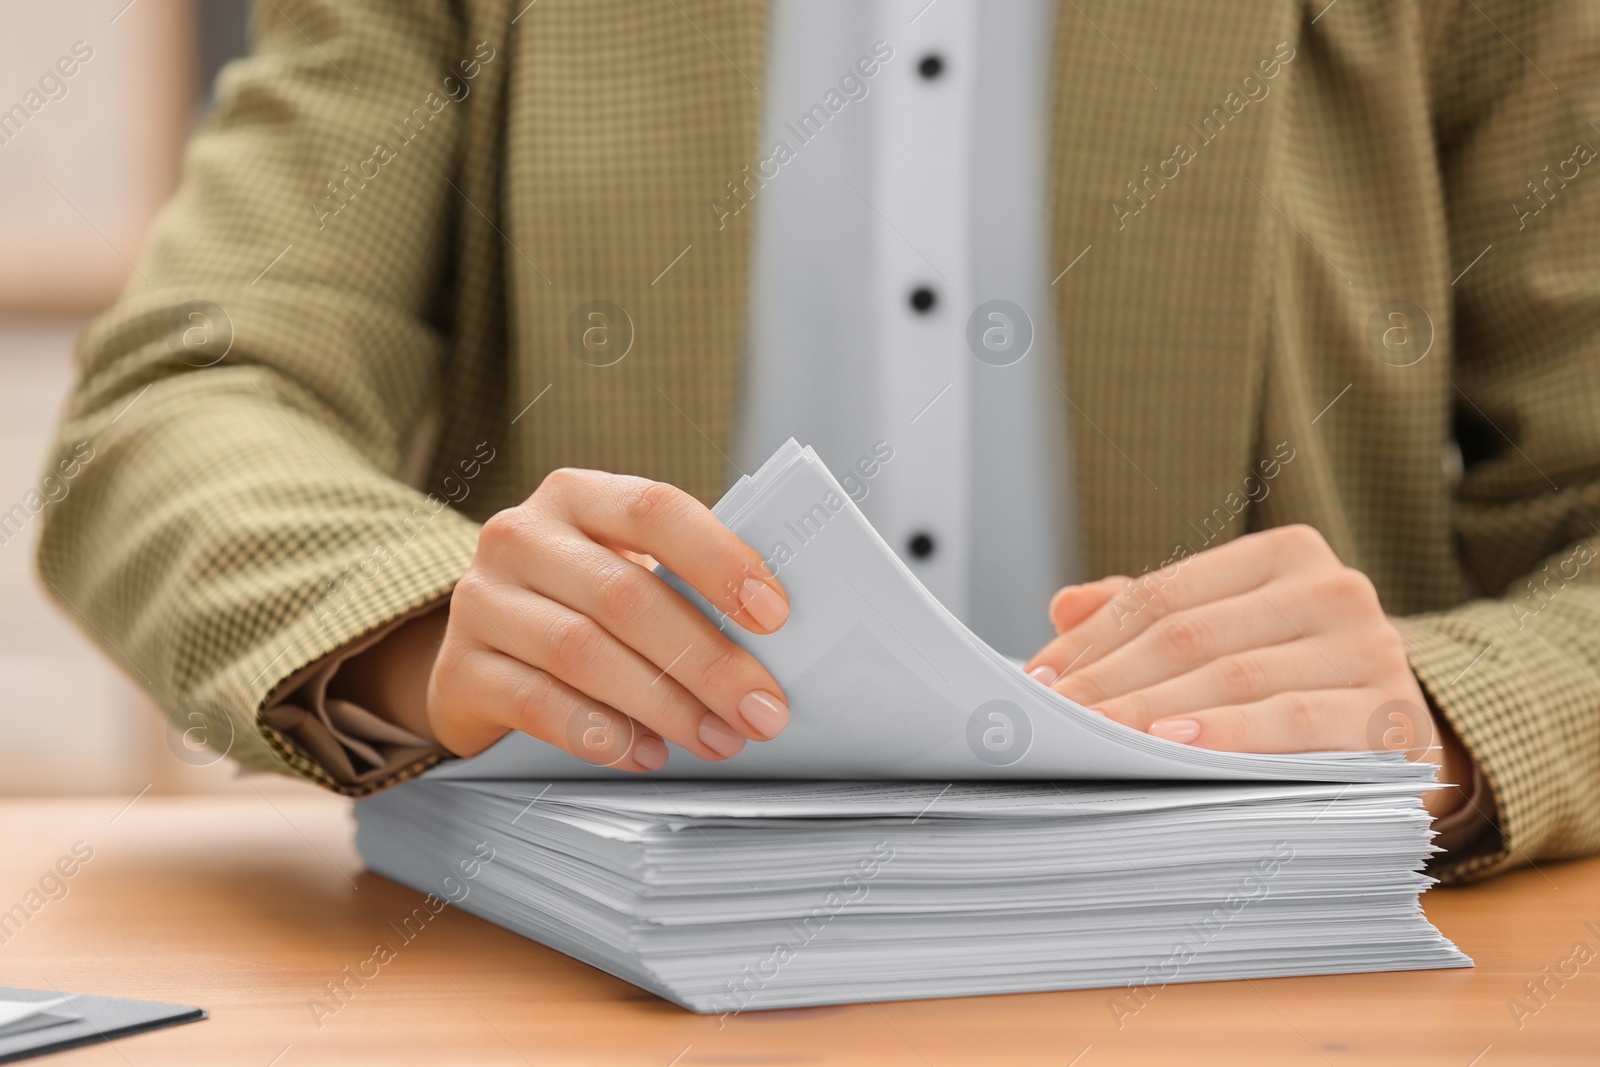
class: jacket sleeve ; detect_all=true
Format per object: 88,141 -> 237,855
36,0 -> 489,793
1404,0 -> 1600,881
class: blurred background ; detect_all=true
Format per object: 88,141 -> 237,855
0,2 -> 304,796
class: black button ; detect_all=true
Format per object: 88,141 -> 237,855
918,54 -> 945,80
909,286 -> 937,313
908,532 -> 936,560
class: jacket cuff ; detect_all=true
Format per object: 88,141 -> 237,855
1427,747 -> 1500,873
261,597 -> 451,790
235,503 -> 480,796
1397,614 -> 1518,883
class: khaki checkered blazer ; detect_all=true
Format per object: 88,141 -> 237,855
37,0 -> 1600,883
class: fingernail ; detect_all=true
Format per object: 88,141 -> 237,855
633,735 -> 669,770
740,577 -> 790,631
697,714 -> 746,759
738,690 -> 790,739
1027,665 -> 1058,685
1150,718 -> 1201,744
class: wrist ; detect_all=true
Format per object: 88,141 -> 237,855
1423,695 -> 1473,822
326,605 -> 450,745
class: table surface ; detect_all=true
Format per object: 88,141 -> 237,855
1,792 -> 1595,1067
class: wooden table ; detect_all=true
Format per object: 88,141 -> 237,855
2,792 -> 1595,1066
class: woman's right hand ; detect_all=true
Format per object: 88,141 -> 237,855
423,468 -> 792,771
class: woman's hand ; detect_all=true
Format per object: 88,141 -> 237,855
410,469 -> 790,771
1024,524 -> 1471,818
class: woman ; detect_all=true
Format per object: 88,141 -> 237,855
38,0 -> 1600,885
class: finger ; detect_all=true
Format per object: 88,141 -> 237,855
1024,579 -> 1122,683
429,644 -> 667,771
1047,588 -> 1331,707
1147,688 -> 1384,753
1048,578 -> 1123,633
1092,642 -> 1359,732
1031,525 -> 1339,675
523,538 -> 789,741
541,469 -> 790,635
461,577 -> 745,762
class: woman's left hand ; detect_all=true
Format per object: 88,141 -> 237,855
1023,524 -> 1471,819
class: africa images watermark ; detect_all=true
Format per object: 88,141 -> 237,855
307,840 -> 496,1028
1511,138 -> 1595,231
1508,540 -> 1595,631
708,840 -> 896,1022
310,42 -> 498,230
0,40 -> 96,148
311,441 -> 498,631
1110,40 -> 1297,230
1107,840 -> 1294,1028
0,841 -> 96,949
1506,919 -> 1600,1030
710,440 -> 895,631
0,441 -> 95,550
1107,440 -> 1298,628
710,41 -> 895,231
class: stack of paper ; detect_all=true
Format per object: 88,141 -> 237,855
355,440 -> 1469,1011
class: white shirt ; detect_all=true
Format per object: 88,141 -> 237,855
736,0 -> 1082,657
